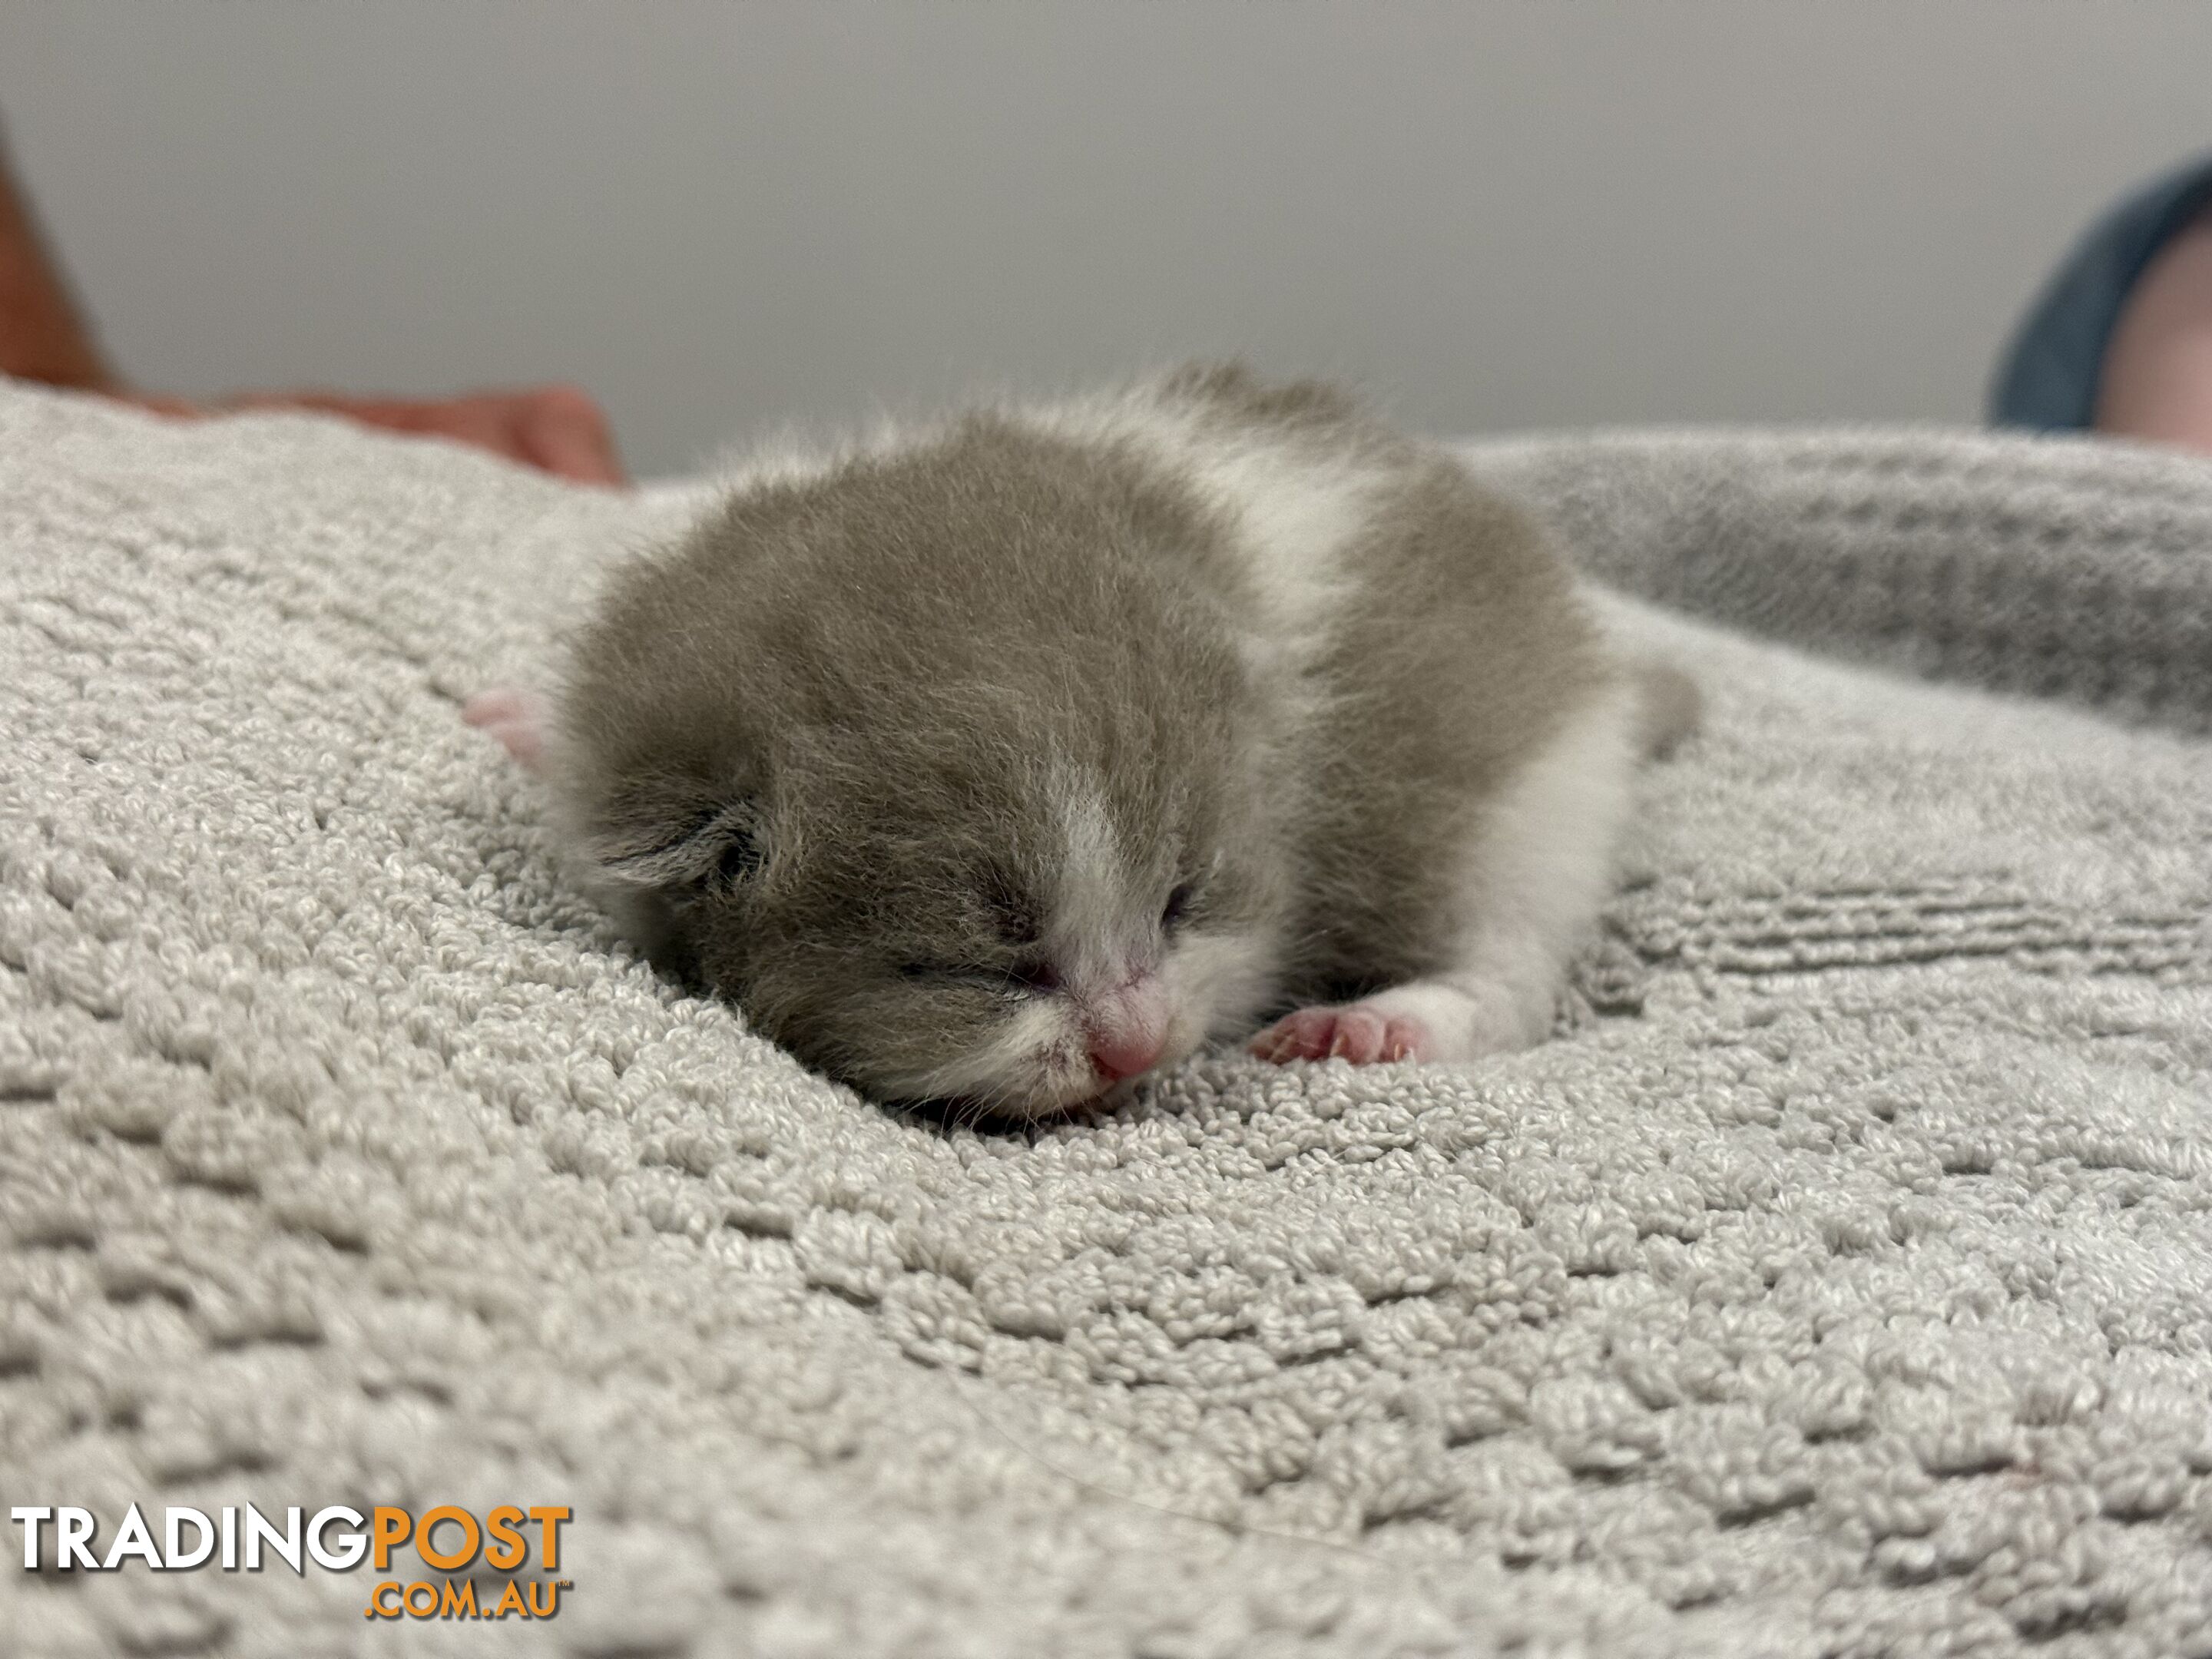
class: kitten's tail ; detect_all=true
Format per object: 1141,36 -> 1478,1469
1631,660 -> 1702,761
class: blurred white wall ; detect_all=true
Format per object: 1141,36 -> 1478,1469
4,2 -> 2210,477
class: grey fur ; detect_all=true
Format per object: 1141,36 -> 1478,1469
1299,443 -> 1608,992
554,365 -> 1631,1109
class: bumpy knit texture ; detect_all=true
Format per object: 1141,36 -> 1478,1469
2,381 -> 2210,1658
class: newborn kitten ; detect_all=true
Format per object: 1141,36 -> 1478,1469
470,364 -> 1694,1118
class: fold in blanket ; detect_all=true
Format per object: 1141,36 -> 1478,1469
2,382 -> 2208,1657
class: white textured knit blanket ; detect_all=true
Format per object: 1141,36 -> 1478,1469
4,380 -> 2210,1658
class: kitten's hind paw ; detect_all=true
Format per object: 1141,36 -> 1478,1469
463,686 -> 549,772
1249,1004 -> 1432,1066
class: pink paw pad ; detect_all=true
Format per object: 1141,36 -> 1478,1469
463,687 -> 547,770
1249,1005 -> 1432,1066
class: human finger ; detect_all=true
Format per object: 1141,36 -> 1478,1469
508,384 -> 627,486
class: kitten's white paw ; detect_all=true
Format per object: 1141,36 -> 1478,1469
1252,977 -> 1549,1068
1361,976 -> 1548,1063
1249,1003 -> 1434,1065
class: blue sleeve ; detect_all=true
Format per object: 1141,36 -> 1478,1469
1988,154 -> 2212,430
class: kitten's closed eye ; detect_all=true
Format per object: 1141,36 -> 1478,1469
1011,959 -> 1061,992
896,959 -> 1055,995
709,831 -> 765,892
1161,881 -> 1197,933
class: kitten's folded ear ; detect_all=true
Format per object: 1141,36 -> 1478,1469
584,782 -> 767,892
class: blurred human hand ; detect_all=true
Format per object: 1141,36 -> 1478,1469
2094,213 -> 2212,459
2,126 -> 628,485
119,383 -> 628,486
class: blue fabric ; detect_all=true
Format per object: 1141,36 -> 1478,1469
1989,154 -> 2212,430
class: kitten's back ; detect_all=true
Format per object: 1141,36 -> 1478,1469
1024,364 -> 1613,995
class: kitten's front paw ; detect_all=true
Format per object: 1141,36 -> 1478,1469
1362,977 -> 1548,1063
1249,1004 -> 1432,1066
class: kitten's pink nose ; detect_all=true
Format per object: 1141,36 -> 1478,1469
1085,971 -> 1170,1084
1088,1025 -> 1166,1083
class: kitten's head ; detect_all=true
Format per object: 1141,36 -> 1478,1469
549,423 -> 1288,1118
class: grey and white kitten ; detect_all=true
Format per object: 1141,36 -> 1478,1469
469,364 -> 1694,1119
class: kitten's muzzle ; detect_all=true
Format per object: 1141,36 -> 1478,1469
1082,970 -> 1169,1083
1087,1024 -> 1165,1084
